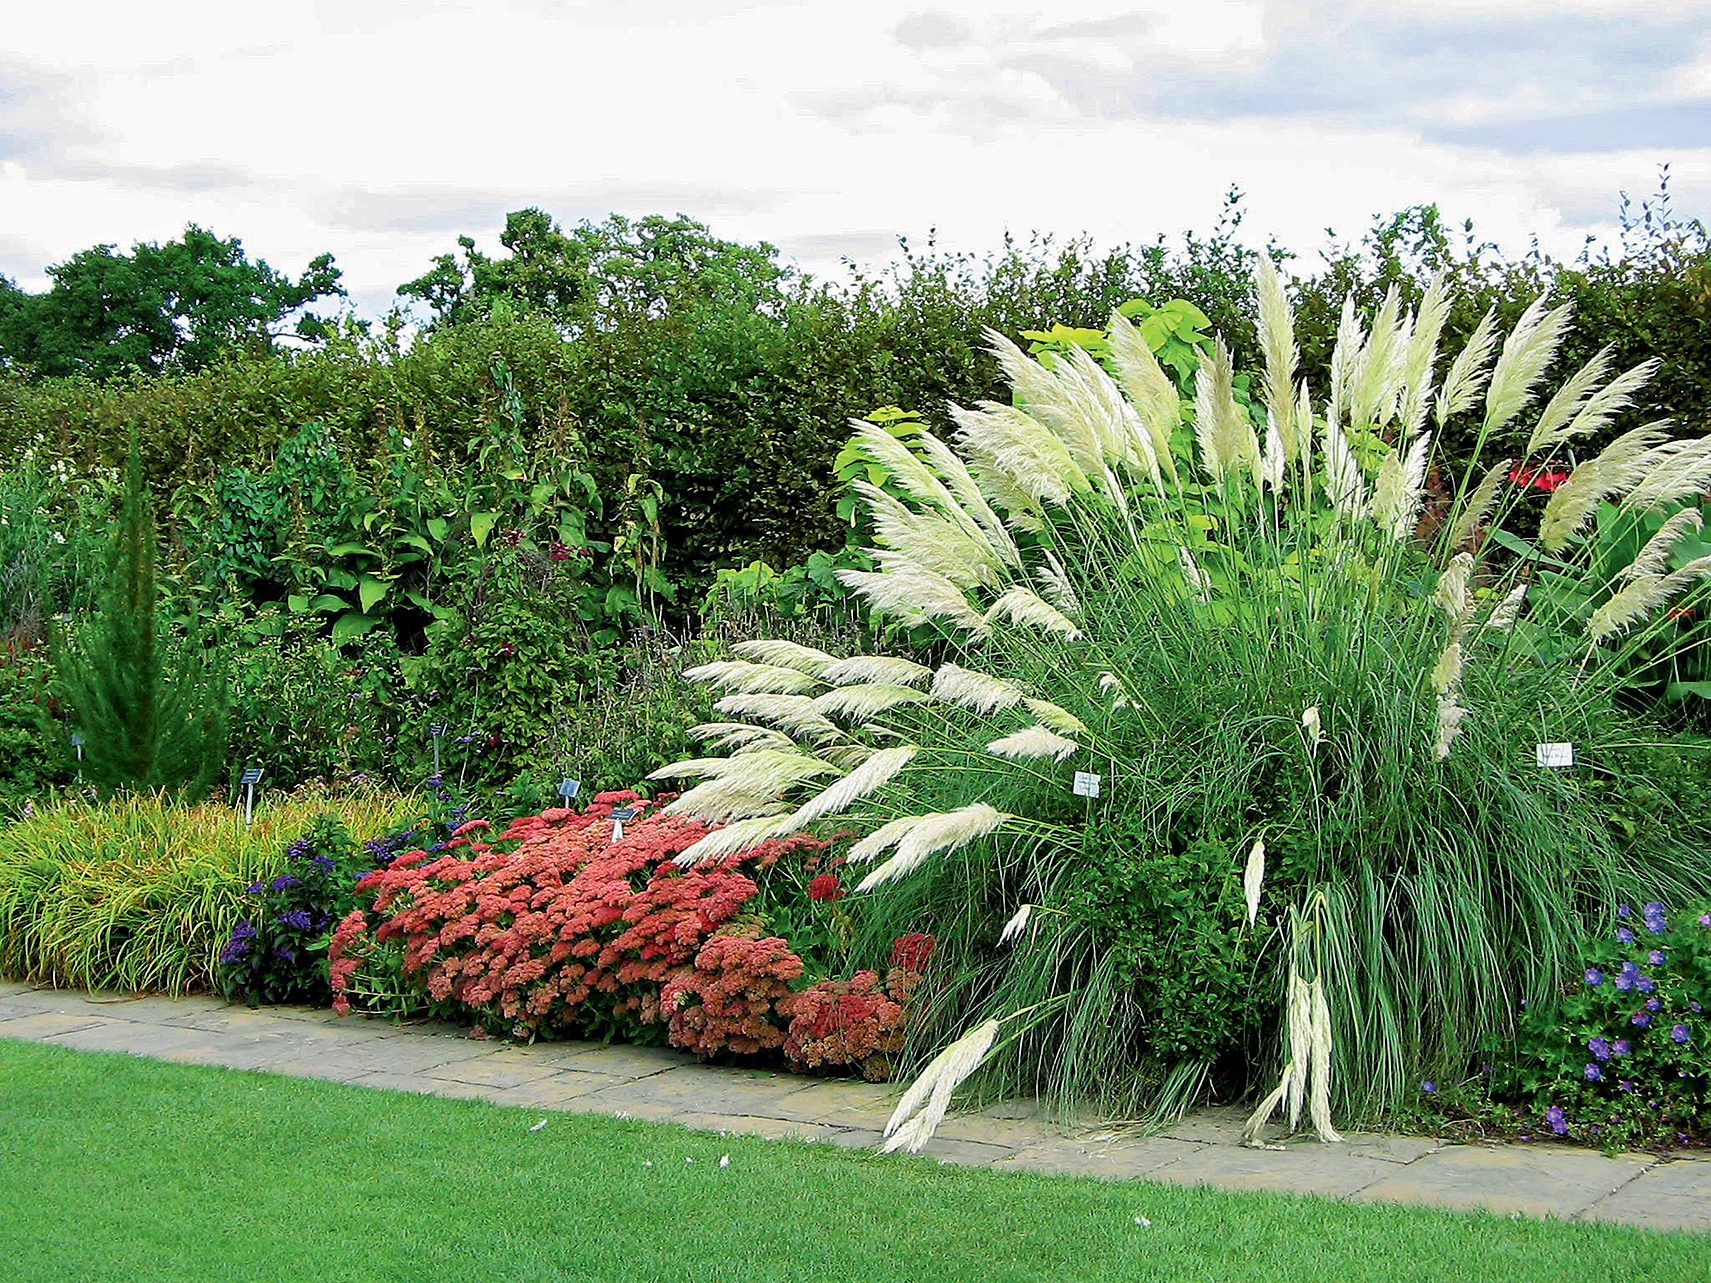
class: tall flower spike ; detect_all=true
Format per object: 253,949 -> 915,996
1623,509 -> 1704,582
1484,296 -> 1574,437
1434,306 -> 1501,426
1243,840 -> 1266,927
1398,274 -> 1450,442
1106,311 -> 1181,481
1254,257 -> 1299,460
855,804 -> 1010,891
881,1018 -> 1001,1152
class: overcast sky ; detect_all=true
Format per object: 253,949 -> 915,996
3,0 -> 1707,321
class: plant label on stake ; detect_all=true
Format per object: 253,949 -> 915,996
609,806 -> 637,843
69,732 -> 83,761
558,779 -> 581,804
1072,771 -> 1102,799
429,723 -> 446,775
240,767 -> 264,828
1535,742 -> 1575,770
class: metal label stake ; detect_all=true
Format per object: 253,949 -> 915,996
609,806 -> 637,844
429,722 -> 446,775
240,767 -> 264,828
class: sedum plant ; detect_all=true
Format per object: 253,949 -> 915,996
654,264 -> 1711,1148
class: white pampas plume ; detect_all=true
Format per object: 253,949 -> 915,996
1539,422 -> 1676,551
809,684 -> 932,720
856,804 -> 1010,891
858,481 -> 1002,591
1587,555 -> 1711,645
1525,346 -> 1615,455
837,564 -> 989,637
1624,435 -> 1711,511
1242,841 -> 1265,927
712,693 -> 840,740
1623,509 -> 1705,582
1371,432 -> 1430,541
1434,697 -> 1470,760
1254,258 -> 1299,460
683,660 -> 821,695
1328,294 -> 1363,429
672,813 -> 792,866
688,722 -> 795,753
785,745 -> 917,827
662,749 -> 840,823
821,654 -> 933,688
1446,459 -> 1514,550
931,663 -> 1025,714
1481,582 -> 1528,633
984,585 -> 1083,641
1259,410 -> 1287,493
949,402 -> 1085,505
1106,311 -> 1181,480
647,757 -> 740,781
1099,671 -> 1132,710
1025,698 -> 1087,735
917,431 -> 1023,569
1178,545 -> 1210,602
1435,307 -> 1501,426
1322,420 -> 1367,518
1194,336 -> 1258,482
1398,274 -> 1450,441
881,1018 -> 1001,1153
845,420 -> 969,527
1432,552 -> 1474,619
1307,976 -> 1342,1143
1034,549 -> 1082,614
1301,706 -> 1322,751
998,904 -> 1034,946
847,816 -> 917,864
985,725 -> 1078,762
1484,297 -> 1574,437
1430,639 -> 1464,696
731,639 -> 837,676
1559,358 -> 1660,447
1348,284 -> 1406,429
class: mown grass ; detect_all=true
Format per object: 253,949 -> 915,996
0,790 -> 415,993
0,1038 -> 1702,1283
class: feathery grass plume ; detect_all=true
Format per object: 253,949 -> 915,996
964,441 -> 1047,531
1348,284 -> 1406,430
1025,698 -> 1087,735
1321,419 -> 1367,518
931,662 -> 1025,714
731,639 -> 838,675
1371,433 -> 1431,540
661,748 -> 841,822
1327,294 -> 1363,429
1259,411 -> 1287,493
689,724 -> 796,755
847,815 -> 918,864
1254,258 -> 1299,460
1445,459 -> 1513,550
1301,706 -> 1322,751
712,693 -> 841,740
1483,297 -> 1574,437
949,402 -> 1085,505
1307,977 -> 1342,1142
646,756 -> 743,781
1431,551 -> 1474,618
856,803 -> 1011,891
1429,640 -> 1464,696
837,564 -> 990,637
1106,310 -> 1182,479
1433,697 -> 1469,759
985,725 -> 1078,762
784,745 -> 919,828
998,903 -> 1035,945
809,683 -> 932,720
1481,583 -> 1528,633
1060,343 -> 1146,472
1587,555 -> 1711,646
1538,422 -> 1676,550
1525,346 -> 1615,455
1397,274 -> 1450,441
846,419 -> 967,521
671,813 -> 793,866
1193,336 -> 1258,481
917,432 -> 1023,569
1243,841 -> 1266,927
821,654 -> 933,687
1177,545 -> 1210,601
984,585 -> 1083,641
858,481 -> 1003,591
1035,549 -> 1082,614
1623,434 -> 1711,511
682,659 -> 822,695
1623,509 -> 1705,582
881,1018 -> 1001,1153
1551,357 -> 1661,455
1434,306 -> 1501,426
985,327 -> 1069,424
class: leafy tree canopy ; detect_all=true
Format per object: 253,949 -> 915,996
397,210 -> 790,331
0,226 -> 343,380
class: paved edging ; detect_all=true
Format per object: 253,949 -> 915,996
1,981 -> 1705,1233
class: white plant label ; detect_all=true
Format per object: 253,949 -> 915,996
1072,770 -> 1102,798
1536,742 -> 1575,769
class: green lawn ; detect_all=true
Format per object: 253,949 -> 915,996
0,1039 -> 1703,1282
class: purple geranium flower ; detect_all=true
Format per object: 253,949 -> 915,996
1637,975 -> 1656,995
1421,1081 -> 1436,1094
1618,1080 -> 1634,1092
1646,997 -> 1662,1012
270,873 -> 300,891
1584,1063 -> 1602,1081
1585,967 -> 1604,987
1617,904 -> 1632,919
1544,1105 -> 1568,1135
1648,949 -> 1666,966
1615,926 -> 1635,944
1671,1024 -> 1691,1044
1643,902 -> 1667,933
1589,1037 -> 1612,1061
1633,1009 -> 1652,1027
1699,912 -> 1711,927
1613,1039 -> 1630,1056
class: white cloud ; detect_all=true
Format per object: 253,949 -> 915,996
1,0 -> 1704,319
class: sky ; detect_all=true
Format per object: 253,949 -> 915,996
3,0 -> 1708,322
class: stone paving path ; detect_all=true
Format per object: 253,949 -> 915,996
3,980 -> 1706,1233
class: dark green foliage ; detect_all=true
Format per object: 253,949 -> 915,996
0,225 -> 343,379
50,437 -> 228,797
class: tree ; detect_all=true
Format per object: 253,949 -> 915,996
397,210 -> 789,331
0,226 -> 343,379
51,433 -> 228,797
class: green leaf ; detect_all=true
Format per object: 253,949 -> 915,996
324,541 -> 375,558
309,593 -> 348,614
396,533 -> 432,554
286,593 -> 311,614
1486,527 -> 1577,571
358,575 -> 389,614
427,517 -> 450,542
1665,681 -> 1711,701
331,611 -> 383,643
470,511 -> 499,547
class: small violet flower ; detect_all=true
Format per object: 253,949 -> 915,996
1633,1009 -> 1652,1027
1544,1105 -> 1568,1135
1584,967 -> 1604,987
1646,997 -> 1662,1012
1583,1063 -> 1602,1082
1648,949 -> 1666,966
1615,926 -> 1635,944
1612,1039 -> 1630,1056
1588,1037 -> 1611,1061
1671,1024 -> 1691,1044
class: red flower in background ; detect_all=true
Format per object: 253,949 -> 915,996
1509,462 -> 1570,493
807,873 -> 843,901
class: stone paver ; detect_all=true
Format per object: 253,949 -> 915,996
1,979 -> 1704,1233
